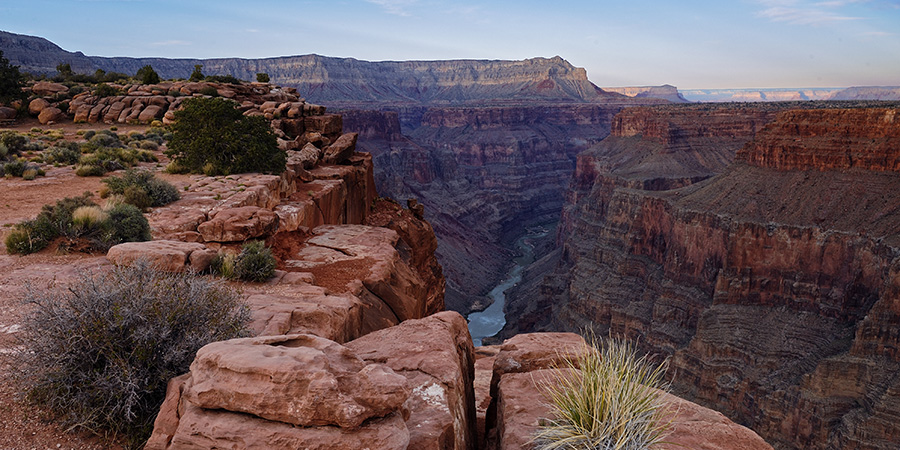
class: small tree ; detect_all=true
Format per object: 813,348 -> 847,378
0,51 -> 26,105
256,72 -> 270,83
55,62 -> 74,80
166,97 -> 285,175
189,64 -> 204,82
136,65 -> 160,85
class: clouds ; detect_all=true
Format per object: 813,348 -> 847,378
365,0 -> 418,16
755,0 -> 863,25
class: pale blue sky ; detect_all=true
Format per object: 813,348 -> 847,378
1,0 -> 898,89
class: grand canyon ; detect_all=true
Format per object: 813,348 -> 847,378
1,26 -> 900,450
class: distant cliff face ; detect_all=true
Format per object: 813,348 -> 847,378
0,30 -> 625,106
506,105 -> 900,449
602,85 -> 689,103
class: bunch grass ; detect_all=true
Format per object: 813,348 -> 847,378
532,336 -> 672,450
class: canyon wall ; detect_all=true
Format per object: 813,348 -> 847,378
505,105 -> 900,449
344,104 -> 627,313
1,31 -> 629,106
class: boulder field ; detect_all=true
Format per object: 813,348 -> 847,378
505,104 -> 900,449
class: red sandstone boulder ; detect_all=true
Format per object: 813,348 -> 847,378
347,311 -> 477,450
197,206 -> 278,242
0,107 -> 15,120
187,333 -> 410,428
28,98 -> 49,115
246,286 -> 363,343
106,240 -> 214,272
658,391 -> 773,450
37,106 -> 64,124
31,81 -> 69,96
164,404 -> 409,450
138,104 -> 164,123
305,114 -> 343,137
323,132 -> 359,165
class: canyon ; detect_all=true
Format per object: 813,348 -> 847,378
503,103 -> 900,449
4,30 -> 900,449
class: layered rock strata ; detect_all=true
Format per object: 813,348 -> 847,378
508,106 -> 900,449
348,104 -> 630,313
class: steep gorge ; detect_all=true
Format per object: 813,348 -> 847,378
343,104 -> 629,312
504,104 -> 900,449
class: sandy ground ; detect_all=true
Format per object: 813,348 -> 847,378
0,118 -> 164,450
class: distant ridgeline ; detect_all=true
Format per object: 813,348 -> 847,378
1,30 -> 633,106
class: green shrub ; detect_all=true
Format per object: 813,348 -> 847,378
205,74 -> 243,84
5,194 -> 95,254
3,159 -> 25,177
16,261 -> 250,447
198,86 -> 218,97
532,337 -> 671,450
93,83 -> 122,98
22,168 -> 37,180
166,97 -> 284,176
102,169 -> 180,209
209,251 -> 237,279
82,130 -> 96,140
256,72 -> 270,83
233,240 -> 277,282
44,142 -> 81,165
136,65 -> 160,85
189,64 -> 204,82
103,203 -> 151,245
0,130 -> 28,156
74,164 -> 106,177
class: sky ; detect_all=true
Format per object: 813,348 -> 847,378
1,0 -> 898,89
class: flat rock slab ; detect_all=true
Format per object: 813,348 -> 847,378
197,206 -> 278,242
187,333 -> 409,428
164,403 -> 410,450
106,240 -> 214,272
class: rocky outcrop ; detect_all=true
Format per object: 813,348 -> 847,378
106,240 -> 215,272
508,106 -> 900,449
145,335 -> 412,450
347,311 -> 477,450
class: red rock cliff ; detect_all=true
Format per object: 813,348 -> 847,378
737,108 -> 900,172
506,105 -> 900,449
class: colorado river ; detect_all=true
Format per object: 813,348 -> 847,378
466,227 -> 550,346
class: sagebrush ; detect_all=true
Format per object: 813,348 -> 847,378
16,261 -> 250,448
101,169 -> 180,209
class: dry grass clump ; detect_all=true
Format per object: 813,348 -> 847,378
532,337 -> 672,450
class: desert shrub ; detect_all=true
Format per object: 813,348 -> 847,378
189,64 -> 204,82
5,194 -> 95,254
16,260 -> 250,447
44,142 -> 81,165
532,337 -> 671,450
205,74 -> 243,84
209,251 -> 236,279
103,203 -> 151,245
4,193 -> 150,254
74,164 -> 106,177
93,83 -> 122,98
233,240 -> 277,282
256,72 -> 270,83
3,159 -> 25,177
102,169 -> 179,209
198,86 -> 218,97
0,130 -> 28,157
22,168 -> 37,180
82,130 -> 96,140
136,65 -> 160,85
166,97 -> 284,175
0,50 -> 26,105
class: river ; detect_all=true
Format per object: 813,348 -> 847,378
466,227 -> 550,346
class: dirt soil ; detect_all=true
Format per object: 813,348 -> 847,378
0,119 -> 167,450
